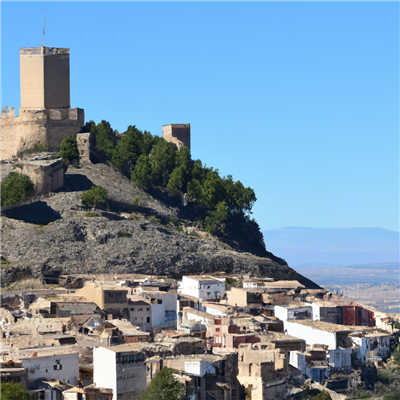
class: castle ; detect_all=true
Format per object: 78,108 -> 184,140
1,45 -> 190,163
0,46 -> 84,160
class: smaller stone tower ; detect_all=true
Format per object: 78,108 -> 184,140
162,124 -> 190,151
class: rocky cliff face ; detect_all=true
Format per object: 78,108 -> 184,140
1,162 -> 319,288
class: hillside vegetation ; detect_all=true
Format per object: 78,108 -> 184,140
82,120 -> 264,254
1,121 -> 320,288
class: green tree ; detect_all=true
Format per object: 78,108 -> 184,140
1,382 -> 34,400
1,172 -> 35,206
187,178 -> 202,199
149,140 -> 177,186
90,120 -> 116,160
142,367 -> 183,400
112,125 -> 144,175
199,169 -> 226,207
222,175 -> 256,216
58,136 -> 79,165
81,185 -> 108,208
204,201 -> 229,236
143,130 -> 156,155
132,154 -> 152,189
167,147 -> 194,193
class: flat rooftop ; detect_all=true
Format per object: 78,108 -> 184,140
288,319 -> 375,333
101,344 -> 142,353
184,275 -> 224,283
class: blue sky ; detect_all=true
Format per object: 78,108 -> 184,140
1,1 -> 399,232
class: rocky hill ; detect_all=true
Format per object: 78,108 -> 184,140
1,161 -> 319,288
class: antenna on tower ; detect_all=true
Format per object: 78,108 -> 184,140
43,9 -> 46,46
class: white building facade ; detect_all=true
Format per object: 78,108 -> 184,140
93,345 -> 146,399
21,352 -> 79,386
179,276 -> 225,300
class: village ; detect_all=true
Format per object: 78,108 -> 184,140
1,42 -> 399,400
1,272 -> 398,400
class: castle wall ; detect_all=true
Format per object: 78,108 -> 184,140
0,107 -> 84,160
162,123 -> 191,151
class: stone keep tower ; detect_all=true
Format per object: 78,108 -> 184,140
20,46 -> 70,110
162,124 -> 191,151
1,46 -> 84,160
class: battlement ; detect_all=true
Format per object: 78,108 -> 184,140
20,47 -> 69,55
0,108 -> 84,160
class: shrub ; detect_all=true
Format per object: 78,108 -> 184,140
16,143 -> 46,158
81,186 -> 108,208
1,257 -> 10,265
58,136 -> 79,165
132,197 -> 140,207
118,231 -> 132,237
225,277 -> 242,288
1,172 -> 35,206
393,345 -> 400,365
168,218 -> 179,226
358,394 -> 371,399
384,394 -> 400,400
85,212 -> 99,217
311,391 -> 332,400
1,382 -> 34,400
149,216 -> 161,225
377,373 -> 393,384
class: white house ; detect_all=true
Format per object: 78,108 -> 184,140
312,302 -> 340,324
327,348 -> 352,368
184,360 -> 216,376
274,304 -> 312,322
141,291 -> 177,328
283,320 -> 338,349
349,332 -> 391,363
200,302 -> 228,318
20,352 -> 79,387
93,345 -> 146,399
179,276 -> 225,300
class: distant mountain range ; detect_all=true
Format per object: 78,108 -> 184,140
262,227 -> 399,286
262,227 -> 399,268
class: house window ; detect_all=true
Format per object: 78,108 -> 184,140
131,308 -> 135,311
147,317 -> 150,323
138,308 -> 143,311
135,318 -> 137,320
147,308 -> 150,311
216,328 -> 220,332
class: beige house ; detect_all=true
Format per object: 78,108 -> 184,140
237,343 -> 288,400
128,297 -> 151,331
76,282 -> 129,320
